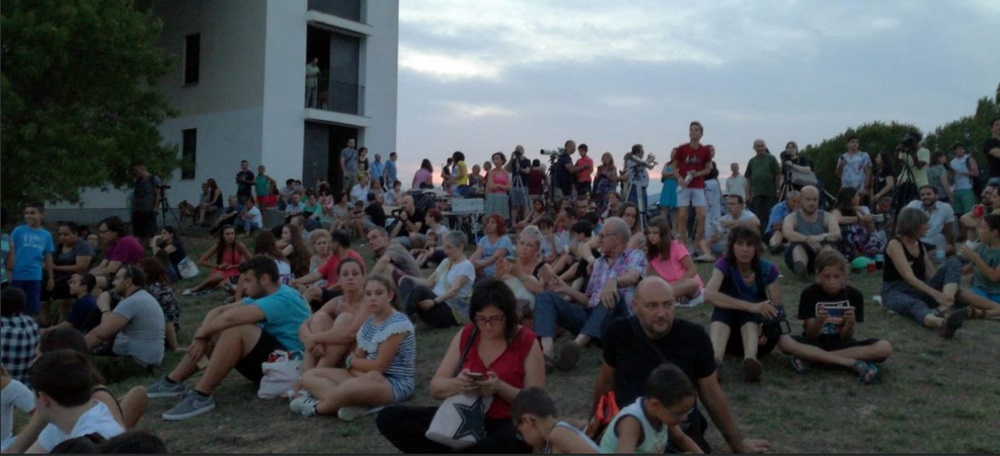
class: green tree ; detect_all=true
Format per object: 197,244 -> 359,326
924,84 -> 1000,165
800,121 -> 921,192
1,0 -> 177,209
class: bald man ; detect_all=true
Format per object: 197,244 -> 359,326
593,276 -> 770,454
781,185 -> 841,279
389,195 -> 427,249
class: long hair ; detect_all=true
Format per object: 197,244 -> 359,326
140,257 -> 170,286
724,226 -> 763,273
646,215 -> 673,261
420,159 -> 434,172
215,224 -> 236,265
284,224 -> 310,277
254,231 -> 287,261
366,273 -> 400,310
835,187 -> 858,217
619,202 -> 641,233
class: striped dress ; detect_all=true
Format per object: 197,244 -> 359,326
355,311 -> 416,402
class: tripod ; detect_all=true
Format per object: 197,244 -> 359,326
158,187 -> 184,234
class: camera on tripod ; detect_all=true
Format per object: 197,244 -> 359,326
157,184 -> 172,190
539,148 -> 565,158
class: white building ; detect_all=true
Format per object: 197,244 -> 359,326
51,0 -> 399,221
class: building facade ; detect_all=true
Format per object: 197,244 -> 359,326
51,0 -> 398,221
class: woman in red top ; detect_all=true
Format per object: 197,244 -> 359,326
181,225 -> 251,296
376,278 -> 545,453
485,152 -> 512,224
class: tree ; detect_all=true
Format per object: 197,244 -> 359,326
1,0 -> 177,209
800,121 -> 921,192
923,84 -> 1000,167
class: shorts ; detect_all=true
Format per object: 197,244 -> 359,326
952,188 -> 976,216
509,186 -> 527,207
784,242 -> 834,272
711,306 -> 762,328
575,181 -> 591,196
131,210 -> 157,238
970,287 -> 1000,304
790,335 -> 881,352
677,187 -> 708,207
234,328 -> 285,385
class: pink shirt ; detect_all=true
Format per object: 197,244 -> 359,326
648,240 -> 704,288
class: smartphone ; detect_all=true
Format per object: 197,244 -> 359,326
466,372 -> 484,382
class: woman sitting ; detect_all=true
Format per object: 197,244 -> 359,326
276,224 -> 310,279
292,274 -> 416,420
469,214 -> 515,277
306,229 -> 333,280
151,226 -> 186,283
196,179 -> 223,226
880,207 -> 968,338
376,278 -> 544,454
645,215 -> 704,306
139,258 -> 181,350
181,225 -> 251,296
830,187 -> 884,261
515,199 -> 547,232
619,203 -> 647,251
703,226 -> 783,383
399,231 -> 476,329
495,225 -> 556,321
298,259 -> 368,371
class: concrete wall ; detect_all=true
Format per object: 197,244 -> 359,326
360,0 -> 399,159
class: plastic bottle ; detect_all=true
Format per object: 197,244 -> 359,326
874,253 -> 884,270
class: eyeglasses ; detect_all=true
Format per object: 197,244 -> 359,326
667,405 -> 695,423
474,314 -> 505,326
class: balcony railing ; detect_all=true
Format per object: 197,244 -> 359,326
306,77 -> 365,116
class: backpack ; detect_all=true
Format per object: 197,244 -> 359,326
966,156 -> 987,197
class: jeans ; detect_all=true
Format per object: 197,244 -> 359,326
11,280 -> 41,315
532,291 -> 626,340
399,276 -> 459,328
376,405 -> 532,454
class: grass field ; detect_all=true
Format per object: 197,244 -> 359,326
50,230 -> 1000,453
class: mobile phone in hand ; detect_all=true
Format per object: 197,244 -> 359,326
466,372 -> 484,382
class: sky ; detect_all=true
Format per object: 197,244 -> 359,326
393,0 -> 1000,197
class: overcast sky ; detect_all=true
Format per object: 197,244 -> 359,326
393,0 -> 1000,196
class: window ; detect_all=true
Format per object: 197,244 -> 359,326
181,129 -> 197,180
184,34 -> 200,85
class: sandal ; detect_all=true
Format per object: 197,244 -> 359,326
789,357 -> 811,374
966,306 -> 986,320
851,360 -> 880,385
938,307 -> 966,339
742,358 -> 763,383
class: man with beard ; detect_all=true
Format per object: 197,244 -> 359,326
592,276 -> 770,454
905,185 -> 956,257
781,186 -> 841,280
958,185 -> 1000,241
367,226 -> 423,284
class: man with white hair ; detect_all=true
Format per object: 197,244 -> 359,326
532,217 -> 646,372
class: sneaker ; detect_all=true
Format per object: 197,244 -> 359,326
678,290 -> 704,308
337,406 -> 371,422
289,393 -> 314,414
162,390 -> 215,421
554,341 -> 581,371
146,377 -> 186,399
298,397 -> 320,417
181,288 -> 193,296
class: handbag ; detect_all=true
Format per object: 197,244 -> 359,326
425,327 -> 493,449
177,256 -> 200,279
257,350 -> 303,399
790,167 -> 818,186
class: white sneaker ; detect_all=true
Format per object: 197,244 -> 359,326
182,288 -> 193,296
679,291 -> 704,308
337,406 -> 369,422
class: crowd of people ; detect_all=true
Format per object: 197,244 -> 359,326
2,118 -> 999,453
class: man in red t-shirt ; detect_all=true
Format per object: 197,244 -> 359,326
568,143 -> 595,198
671,121 -> 715,248
291,229 -> 363,311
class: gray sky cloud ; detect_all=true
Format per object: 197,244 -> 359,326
394,0 -> 1000,195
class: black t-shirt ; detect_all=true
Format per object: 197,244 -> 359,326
510,157 -> 531,184
602,316 -> 716,408
236,170 -> 255,196
797,283 -> 865,322
555,153 -> 574,190
396,207 -> 428,237
985,137 -> 1000,178
875,159 -> 895,195
365,203 -> 386,228
706,161 -> 719,180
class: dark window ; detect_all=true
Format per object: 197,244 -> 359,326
184,34 -> 200,85
308,0 -> 363,22
181,129 -> 197,180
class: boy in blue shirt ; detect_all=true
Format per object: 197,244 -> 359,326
10,202 -> 54,318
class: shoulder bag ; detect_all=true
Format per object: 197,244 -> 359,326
425,326 -> 493,449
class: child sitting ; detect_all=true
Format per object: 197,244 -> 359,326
956,213 -> 1000,319
1,365 -> 36,451
412,231 -> 445,269
600,363 -> 703,454
292,274 -> 416,420
40,273 -> 100,336
776,250 -> 894,384
510,386 -> 599,454
601,363 -> 703,454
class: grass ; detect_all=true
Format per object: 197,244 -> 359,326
36,230 -> 1000,453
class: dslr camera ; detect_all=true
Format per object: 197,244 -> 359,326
539,147 -> 566,158
899,131 -> 921,154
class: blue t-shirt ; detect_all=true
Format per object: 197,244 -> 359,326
11,225 -> 54,281
713,257 -> 780,302
67,295 -> 98,331
478,235 -> 514,276
242,285 -> 310,351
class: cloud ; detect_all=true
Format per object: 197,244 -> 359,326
399,47 -> 502,81
442,101 -> 516,118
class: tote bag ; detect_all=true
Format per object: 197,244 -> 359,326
425,327 -> 492,449
177,256 -> 200,279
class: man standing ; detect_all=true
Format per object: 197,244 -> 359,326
370,153 -> 386,188
10,202 -> 54,317
725,162 -> 748,202
905,186 -> 956,257
254,165 -> 276,205
130,162 -> 161,247
836,136 -> 873,195
533,218 -> 646,371
745,139 -> 781,230
594,276 -> 771,453
340,139 -> 359,193
782,186 -> 842,279
673,121 -> 714,249
305,57 -> 320,107
507,145 -> 533,224
623,144 -> 655,213
696,195 -> 760,261
85,265 -> 165,383
147,256 -> 310,420
984,118 -> 1000,186
949,143 -> 979,218
385,151 -> 399,189
553,140 -> 576,200
235,160 -> 255,205
568,143 -> 594,199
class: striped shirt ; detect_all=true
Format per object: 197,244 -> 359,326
356,311 -> 416,398
586,248 -> 647,311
